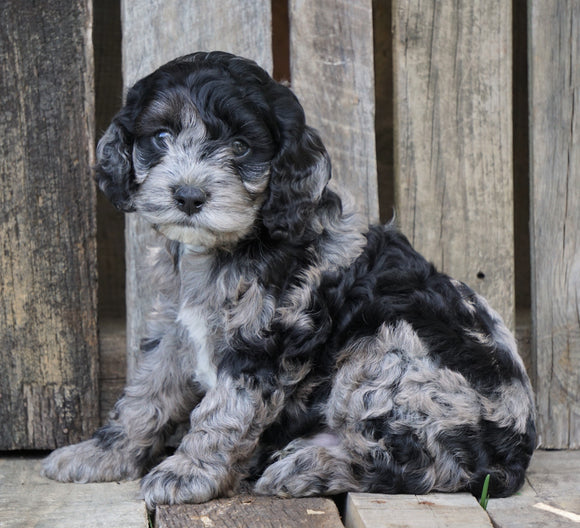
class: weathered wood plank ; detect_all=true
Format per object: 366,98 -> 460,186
120,0 -> 273,379
486,450 -> 580,527
344,492 -> 493,528
0,457 -> 147,528
0,0 -> 99,449
488,496 -> 580,528
528,0 -> 580,449
392,0 -> 515,329
156,495 -> 342,528
289,0 -> 379,223
121,1 -> 273,104
524,449 -> 580,499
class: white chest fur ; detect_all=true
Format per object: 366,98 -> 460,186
177,304 -> 218,391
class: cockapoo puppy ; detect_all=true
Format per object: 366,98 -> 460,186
43,52 -> 535,509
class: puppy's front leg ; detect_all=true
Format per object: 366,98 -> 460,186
141,373 -> 284,508
42,331 -> 199,483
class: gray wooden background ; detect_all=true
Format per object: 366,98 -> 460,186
0,0 -> 578,450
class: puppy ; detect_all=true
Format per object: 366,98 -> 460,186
43,51 -> 535,509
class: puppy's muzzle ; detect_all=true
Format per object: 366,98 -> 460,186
173,185 -> 208,215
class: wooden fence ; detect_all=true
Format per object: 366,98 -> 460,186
0,0 -> 578,451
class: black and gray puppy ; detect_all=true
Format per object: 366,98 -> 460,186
43,52 -> 535,509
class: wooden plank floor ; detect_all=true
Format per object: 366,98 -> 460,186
0,450 -> 578,527
0,456 -> 148,528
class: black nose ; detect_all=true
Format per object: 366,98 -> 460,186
173,185 -> 207,215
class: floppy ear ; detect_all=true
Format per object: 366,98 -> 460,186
95,116 -> 138,212
94,123 -> 135,212
261,92 -> 332,242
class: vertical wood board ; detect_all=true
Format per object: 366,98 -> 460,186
528,0 -> 580,448
120,0 -> 272,378
289,0 -> 379,223
0,0 -> 98,449
392,0 -> 515,329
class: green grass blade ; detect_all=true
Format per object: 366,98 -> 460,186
479,474 -> 491,510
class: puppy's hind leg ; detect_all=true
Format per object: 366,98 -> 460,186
42,331 -> 199,483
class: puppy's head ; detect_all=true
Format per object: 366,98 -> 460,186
96,51 -> 331,249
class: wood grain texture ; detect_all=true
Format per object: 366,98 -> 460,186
393,0 -> 515,329
156,495 -> 342,528
344,492 -> 493,528
120,0 -> 272,378
528,0 -> 580,449
0,0 -> 98,449
0,457 -> 147,528
289,0 -> 379,223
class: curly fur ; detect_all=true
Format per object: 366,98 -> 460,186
42,51 -> 536,510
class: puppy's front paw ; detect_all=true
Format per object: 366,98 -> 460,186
42,438 -> 142,483
141,453 -> 222,509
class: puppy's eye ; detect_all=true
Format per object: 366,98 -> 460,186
153,130 -> 172,147
232,139 -> 250,157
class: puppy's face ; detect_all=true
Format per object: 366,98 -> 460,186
131,86 -> 275,247
96,52 -> 331,248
